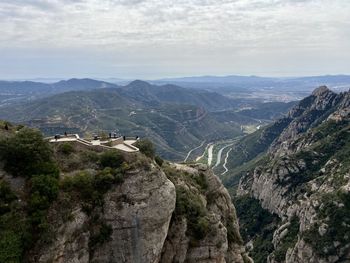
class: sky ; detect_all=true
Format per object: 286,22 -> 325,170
0,0 -> 350,79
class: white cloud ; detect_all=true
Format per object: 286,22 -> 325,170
0,0 -> 349,78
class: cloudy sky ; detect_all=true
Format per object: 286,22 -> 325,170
0,0 -> 349,79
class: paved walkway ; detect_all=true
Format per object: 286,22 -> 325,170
48,134 -> 139,153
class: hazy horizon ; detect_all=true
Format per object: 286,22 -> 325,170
1,0 -> 350,79
3,73 -> 350,83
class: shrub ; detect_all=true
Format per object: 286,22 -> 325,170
29,174 -> 59,231
0,230 -> 23,263
31,174 -> 59,202
61,172 -> 94,199
100,150 -> 124,169
175,186 -> 210,241
234,195 -> 280,263
61,168 -> 125,212
192,173 -> 208,192
251,231 -> 275,263
234,195 -> 278,240
58,142 -> 74,155
135,139 -> 155,158
81,151 -> 99,163
0,128 -> 60,260
0,128 -> 54,177
0,181 -> 17,215
192,217 -> 210,240
95,169 -> 116,192
155,155 -> 164,166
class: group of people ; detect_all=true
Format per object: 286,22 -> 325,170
53,131 -> 139,141
54,131 -> 68,140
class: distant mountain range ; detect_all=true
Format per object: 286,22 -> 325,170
1,75 -> 348,111
153,74 -> 350,89
0,79 -> 294,160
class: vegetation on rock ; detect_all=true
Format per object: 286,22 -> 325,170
234,195 -> 279,263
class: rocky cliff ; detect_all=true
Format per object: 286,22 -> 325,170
0,123 -> 249,263
236,87 -> 350,262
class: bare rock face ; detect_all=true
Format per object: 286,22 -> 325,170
37,209 -> 90,263
92,166 -> 176,263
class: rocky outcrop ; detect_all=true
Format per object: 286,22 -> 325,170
92,165 -> 176,263
36,208 -> 90,263
32,163 -> 176,263
270,86 -> 341,157
22,155 -> 248,262
237,87 -> 350,262
0,120 -> 247,263
161,163 -> 250,263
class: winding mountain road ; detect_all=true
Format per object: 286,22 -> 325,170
221,148 -> 233,175
213,144 -> 234,168
184,140 -> 206,162
207,144 -> 214,166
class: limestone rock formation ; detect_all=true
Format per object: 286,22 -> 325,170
0,126 -> 249,263
237,87 -> 350,262
32,163 -> 176,263
161,163 -> 251,263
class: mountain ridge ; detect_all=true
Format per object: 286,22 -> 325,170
224,86 -> 350,262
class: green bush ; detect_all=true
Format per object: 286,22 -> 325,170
175,186 -> 210,241
61,172 -> 95,200
135,139 -> 155,158
251,230 -> 275,263
28,174 -> 59,237
0,128 -> 61,260
0,181 -> 17,215
155,155 -> 164,166
0,128 -> 54,177
234,195 -> 280,263
61,168 -> 125,213
100,150 -> 124,169
31,174 -> 59,202
58,142 -> 75,155
0,230 -> 23,263
0,185 -> 30,263
81,150 -> 99,163
95,169 -> 117,192
192,217 -> 210,240
192,173 -> 208,192
234,195 -> 278,240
